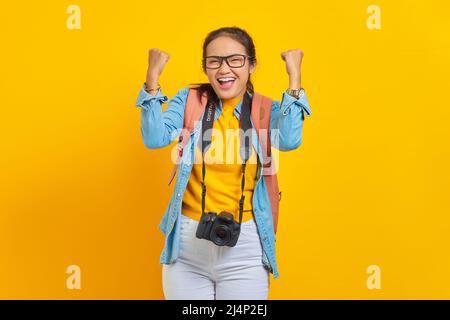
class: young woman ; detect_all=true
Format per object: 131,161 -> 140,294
135,26 -> 311,299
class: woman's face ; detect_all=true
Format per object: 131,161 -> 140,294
204,36 -> 255,100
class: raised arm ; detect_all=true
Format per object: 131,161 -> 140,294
270,49 -> 312,151
134,49 -> 188,149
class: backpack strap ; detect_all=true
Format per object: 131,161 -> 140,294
251,92 -> 280,234
167,88 -> 207,186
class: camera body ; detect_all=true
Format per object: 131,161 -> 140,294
196,211 -> 241,247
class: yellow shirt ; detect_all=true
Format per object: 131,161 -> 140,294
181,96 -> 258,222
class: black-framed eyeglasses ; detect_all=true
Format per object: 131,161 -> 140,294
203,54 -> 253,69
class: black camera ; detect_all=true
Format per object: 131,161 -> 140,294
196,211 -> 241,247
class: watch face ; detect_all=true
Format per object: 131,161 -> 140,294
299,88 -> 305,98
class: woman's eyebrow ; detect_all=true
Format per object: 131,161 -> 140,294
206,53 -> 245,57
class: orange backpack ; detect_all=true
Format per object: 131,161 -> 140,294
167,87 -> 280,234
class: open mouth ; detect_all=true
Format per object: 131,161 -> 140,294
216,77 -> 236,90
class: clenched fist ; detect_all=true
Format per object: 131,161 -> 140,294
281,49 -> 303,79
147,48 -> 170,80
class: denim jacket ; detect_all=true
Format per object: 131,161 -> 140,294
135,84 -> 311,279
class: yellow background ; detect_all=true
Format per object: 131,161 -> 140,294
1,0 -> 449,299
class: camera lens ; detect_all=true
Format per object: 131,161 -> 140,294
212,225 -> 230,246
216,227 -> 227,238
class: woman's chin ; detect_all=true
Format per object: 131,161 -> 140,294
213,85 -> 242,100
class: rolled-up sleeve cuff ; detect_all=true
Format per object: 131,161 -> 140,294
135,84 -> 169,107
280,90 -> 312,116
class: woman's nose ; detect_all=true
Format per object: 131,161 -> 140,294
217,59 -> 232,73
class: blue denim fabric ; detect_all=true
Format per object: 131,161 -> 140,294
135,84 -> 311,279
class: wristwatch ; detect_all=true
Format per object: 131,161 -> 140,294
144,82 -> 161,94
286,87 -> 304,99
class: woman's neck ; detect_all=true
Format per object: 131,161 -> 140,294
222,95 -> 243,108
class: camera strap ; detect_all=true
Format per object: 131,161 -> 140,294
200,91 -> 253,225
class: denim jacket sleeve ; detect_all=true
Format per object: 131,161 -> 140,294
269,90 -> 312,151
135,84 -> 189,149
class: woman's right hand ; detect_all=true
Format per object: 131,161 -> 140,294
146,48 -> 170,83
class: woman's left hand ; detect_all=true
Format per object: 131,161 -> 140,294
281,49 -> 303,88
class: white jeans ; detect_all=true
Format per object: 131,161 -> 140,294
162,213 -> 270,300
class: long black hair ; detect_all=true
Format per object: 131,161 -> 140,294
188,26 -> 257,102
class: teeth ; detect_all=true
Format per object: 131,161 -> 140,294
217,77 -> 236,82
